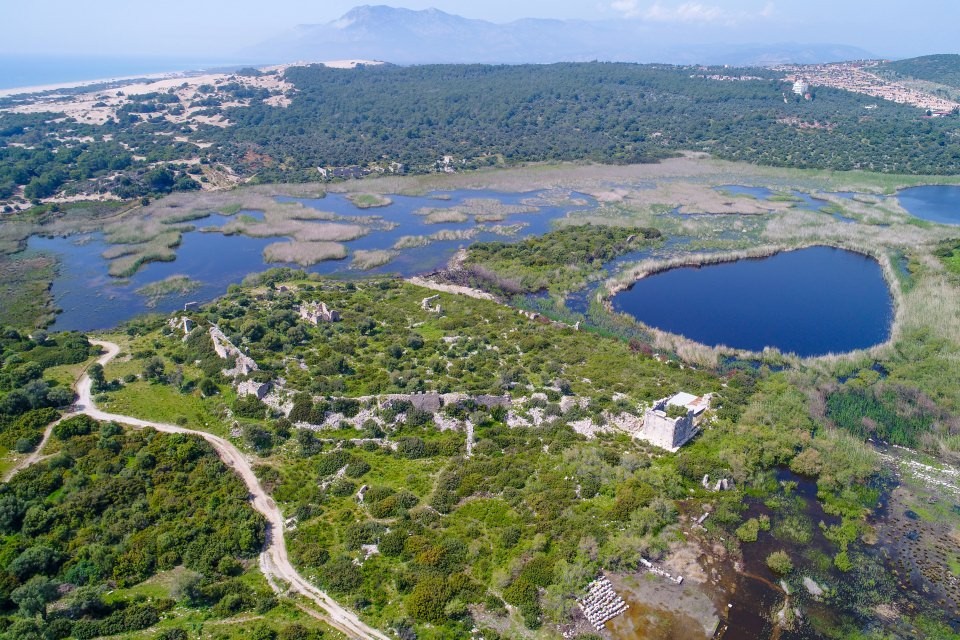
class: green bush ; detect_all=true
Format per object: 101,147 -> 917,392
766,550 -> 793,575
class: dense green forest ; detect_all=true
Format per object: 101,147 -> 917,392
876,54 -> 960,90
461,224 -> 662,295
0,329 -> 91,458
0,422 -> 268,640
220,63 -> 960,179
4,61 -> 960,209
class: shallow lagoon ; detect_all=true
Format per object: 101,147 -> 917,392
611,246 -> 893,357
898,185 -> 960,224
37,189 -> 592,331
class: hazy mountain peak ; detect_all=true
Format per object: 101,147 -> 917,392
249,5 -> 876,66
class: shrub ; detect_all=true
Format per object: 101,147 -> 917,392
53,415 -> 97,440
321,556 -> 362,594
345,459 -> 371,478
736,518 -> 761,543
317,450 -> 352,476
766,550 -> 793,575
397,437 -> 427,459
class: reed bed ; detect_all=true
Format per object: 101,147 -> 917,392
351,249 -> 398,270
393,236 -> 430,250
135,275 -> 201,308
262,241 -> 347,266
423,210 -> 469,224
222,218 -> 368,242
347,193 -> 392,209
393,228 -> 482,250
105,231 -> 183,277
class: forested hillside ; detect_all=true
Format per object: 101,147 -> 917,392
4,61 -> 960,211
0,423 -> 268,639
876,54 -> 960,90
220,63 -> 960,179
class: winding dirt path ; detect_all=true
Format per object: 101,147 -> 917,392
16,340 -> 389,640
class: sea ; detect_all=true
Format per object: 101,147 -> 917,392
0,55 -> 259,91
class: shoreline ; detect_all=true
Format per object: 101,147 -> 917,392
596,242 -> 904,365
0,58 -> 384,99
0,69 -> 213,99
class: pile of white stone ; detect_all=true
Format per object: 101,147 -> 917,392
640,558 -> 683,584
577,575 -> 628,631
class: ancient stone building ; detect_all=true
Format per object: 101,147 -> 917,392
299,301 -> 340,324
638,392 -> 710,451
237,379 -> 271,400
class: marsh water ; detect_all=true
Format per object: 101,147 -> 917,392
611,247 -> 893,357
35,189 -> 592,331
898,185 -> 960,224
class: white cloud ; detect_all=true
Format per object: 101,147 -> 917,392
611,0 -> 641,17
610,1 -> 776,25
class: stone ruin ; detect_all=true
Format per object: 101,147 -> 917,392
209,326 -> 258,377
577,575 -> 628,631
299,300 -> 340,324
638,392 -> 710,452
702,474 -> 734,492
639,557 -> 683,584
167,316 -> 193,338
379,392 -> 509,414
237,379 -> 271,400
421,294 -> 442,314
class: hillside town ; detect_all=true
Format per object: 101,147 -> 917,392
776,60 -> 960,114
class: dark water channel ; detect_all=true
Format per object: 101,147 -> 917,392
611,246 -> 893,357
719,468 -> 843,640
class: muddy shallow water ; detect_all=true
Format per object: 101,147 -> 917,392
599,465 -> 960,640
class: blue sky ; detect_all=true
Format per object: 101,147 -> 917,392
3,1 -> 954,59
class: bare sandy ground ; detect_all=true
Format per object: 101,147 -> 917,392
0,59 -> 380,127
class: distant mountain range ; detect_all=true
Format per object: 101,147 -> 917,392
246,5 -> 876,67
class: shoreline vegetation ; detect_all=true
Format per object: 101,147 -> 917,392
262,240 -> 348,266
0,157 -> 957,335
596,243 -> 905,366
135,274 -> 201,308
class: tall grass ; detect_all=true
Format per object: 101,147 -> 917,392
352,250 -> 398,270
262,241 -> 347,266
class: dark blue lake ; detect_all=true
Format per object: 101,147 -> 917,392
611,246 -> 893,357
35,189 -> 591,331
898,185 -> 960,224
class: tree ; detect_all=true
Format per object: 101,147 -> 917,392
199,378 -> 219,397
11,575 -> 57,619
405,577 -> 450,623
143,356 -> 166,382
88,363 -> 106,391
9,545 -> 59,580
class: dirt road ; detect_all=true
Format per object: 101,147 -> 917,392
40,339 -> 390,640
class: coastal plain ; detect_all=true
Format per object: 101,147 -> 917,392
2,56 -> 960,640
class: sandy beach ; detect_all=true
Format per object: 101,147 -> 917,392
0,59 -> 382,99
